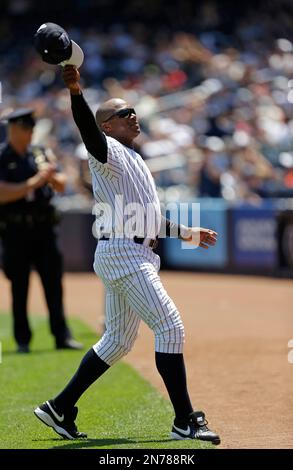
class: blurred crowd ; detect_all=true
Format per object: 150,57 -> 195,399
0,0 -> 293,204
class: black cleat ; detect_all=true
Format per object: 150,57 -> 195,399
17,344 -> 30,353
34,399 -> 87,440
56,338 -> 84,350
170,410 -> 220,445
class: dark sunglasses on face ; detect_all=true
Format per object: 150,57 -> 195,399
103,108 -> 136,122
17,123 -> 35,131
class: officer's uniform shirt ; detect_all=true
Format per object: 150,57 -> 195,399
0,143 -> 54,218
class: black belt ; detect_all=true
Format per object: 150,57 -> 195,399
99,235 -> 158,250
2,210 -> 59,226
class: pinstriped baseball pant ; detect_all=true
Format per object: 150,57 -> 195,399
93,240 -> 185,366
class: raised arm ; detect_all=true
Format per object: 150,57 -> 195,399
62,65 -> 107,163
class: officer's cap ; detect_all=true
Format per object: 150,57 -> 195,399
1,109 -> 36,128
34,23 -> 84,68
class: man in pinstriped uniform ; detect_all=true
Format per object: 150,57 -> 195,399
34,65 -> 220,445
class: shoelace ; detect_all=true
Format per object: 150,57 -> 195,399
191,416 -> 210,431
198,419 -> 210,432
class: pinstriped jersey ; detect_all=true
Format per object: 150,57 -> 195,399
88,136 -> 161,238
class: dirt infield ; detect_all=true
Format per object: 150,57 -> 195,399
0,270 -> 292,449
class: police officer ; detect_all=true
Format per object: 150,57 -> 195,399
0,109 -> 83,353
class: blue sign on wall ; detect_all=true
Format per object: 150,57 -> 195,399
231,205 -> 277,267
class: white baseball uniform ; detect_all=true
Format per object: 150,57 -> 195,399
89,137 -> 184,365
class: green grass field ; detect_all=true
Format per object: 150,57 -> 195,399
0,313 -> 212,450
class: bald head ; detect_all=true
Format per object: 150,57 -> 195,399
95,99 -> 128,126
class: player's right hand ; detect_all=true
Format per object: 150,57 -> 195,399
180,226 -> 218,249
62,65 -> 81,94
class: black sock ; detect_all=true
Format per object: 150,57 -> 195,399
155,352 -> 193,423
53,348 -> 110,412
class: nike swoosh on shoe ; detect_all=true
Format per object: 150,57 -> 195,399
172,425 -> 191,436
46,401 -> 64,422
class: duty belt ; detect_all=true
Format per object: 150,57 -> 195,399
99,235 -> 158,250
3,212 -> 59,226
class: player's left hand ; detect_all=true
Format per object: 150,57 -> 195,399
180,226 -> 218,249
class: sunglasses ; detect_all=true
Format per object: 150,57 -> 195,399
103,108 -> 136,123
19,123 -> 35,129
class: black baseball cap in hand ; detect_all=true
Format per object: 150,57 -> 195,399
34,22 -> 84,68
